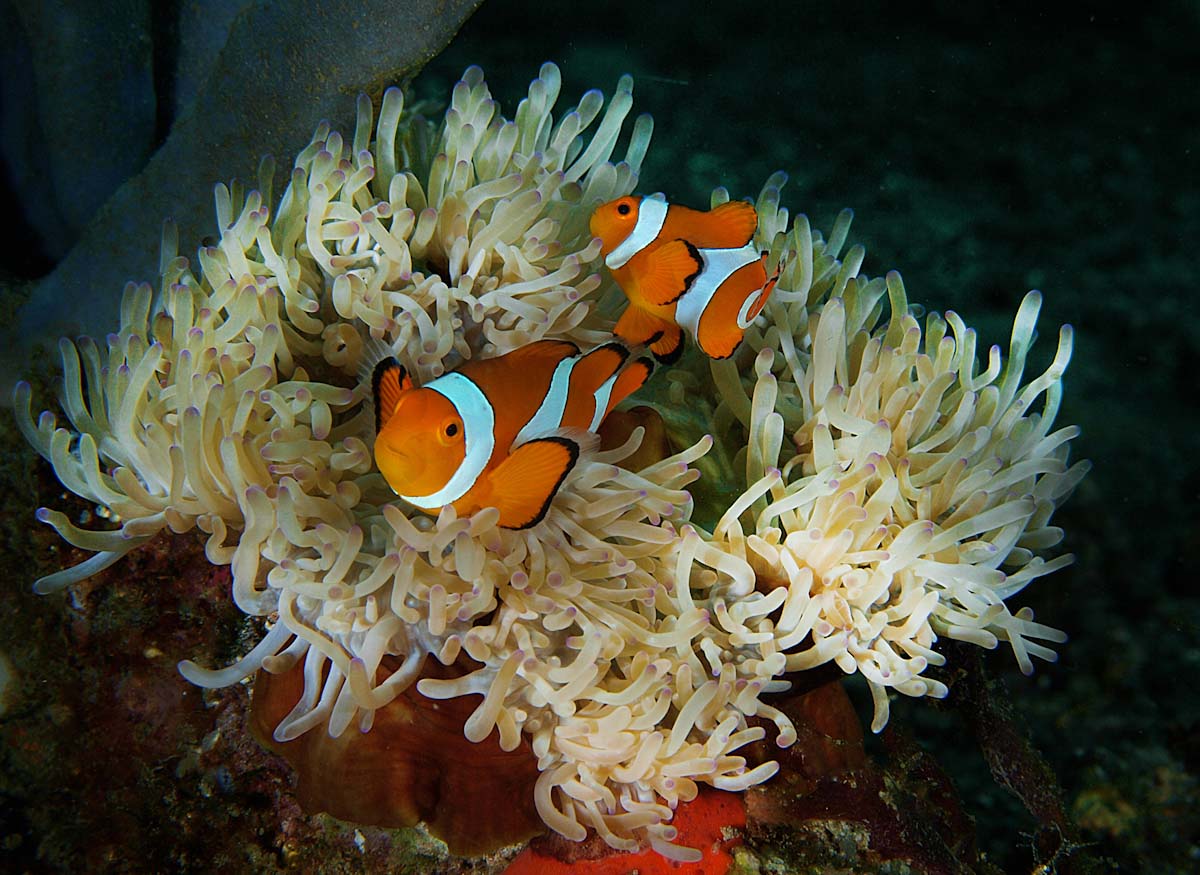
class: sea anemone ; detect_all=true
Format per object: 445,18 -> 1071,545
15,63 -> 1084,860
669,184 -> 1089,733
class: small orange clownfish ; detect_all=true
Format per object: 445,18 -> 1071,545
590,193 -> 778,361
371,340 -> 653,529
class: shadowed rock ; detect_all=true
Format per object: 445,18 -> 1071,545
1,0 -> 482,398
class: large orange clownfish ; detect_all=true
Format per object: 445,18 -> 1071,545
371,340 -> 653,529
590,193 -> 778,361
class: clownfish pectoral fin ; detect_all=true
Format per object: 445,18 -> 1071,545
372,357 -> 413,432
613,303 -> 674,348
649,322 -> 684,364
487,437 -> 580,529
631,239 -> 702,306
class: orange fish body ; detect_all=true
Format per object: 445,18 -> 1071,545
590,194 -> 777,360
372,340 -> 652,529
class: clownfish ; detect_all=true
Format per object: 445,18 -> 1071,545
371,339 -> 653,529
590,193 -> 778,361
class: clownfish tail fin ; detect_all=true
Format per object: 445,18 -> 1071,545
735,252 -> 782,331
764,250 -> 783,284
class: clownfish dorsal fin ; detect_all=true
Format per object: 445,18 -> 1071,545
569,342 -> 634,432
606,355 -> 654,419
633,239 -> 702,307
372,357 -> 413,432
501,338 -> 579,366
702,200 -> 760,248
663,199 -> 760,249
572,342 -> 629,391
485,436 -> 580,529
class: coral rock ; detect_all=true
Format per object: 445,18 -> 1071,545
250,658 -> 544,856
505,787 -> 745,875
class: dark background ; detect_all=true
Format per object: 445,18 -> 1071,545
2,0 -> 1197,871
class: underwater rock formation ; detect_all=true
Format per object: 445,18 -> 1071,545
0,0 -> 483,398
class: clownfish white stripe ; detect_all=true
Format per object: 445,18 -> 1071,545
588,372 -> 620,432
674,244 -> 762,342
605,193 -> 668,270
403,372 -> 495,507
513,355 -> 578,448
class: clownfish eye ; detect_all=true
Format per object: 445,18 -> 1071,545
445,422 -> 459,438
616,202 -> 632,216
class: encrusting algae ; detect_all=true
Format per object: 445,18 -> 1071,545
14,62 -> 1087,861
